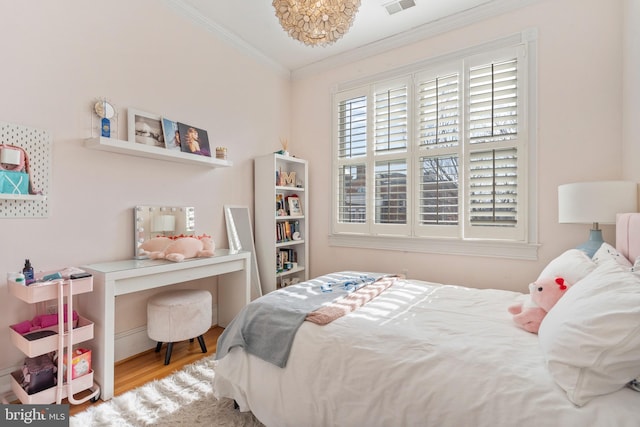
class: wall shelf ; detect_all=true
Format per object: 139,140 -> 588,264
85,137 -> 233,168
0,193 -> 46,201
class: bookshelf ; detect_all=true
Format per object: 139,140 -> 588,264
254,153 -> 309,293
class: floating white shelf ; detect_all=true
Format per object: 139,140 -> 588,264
0,193 -> 46,201
85,137 -> 233,168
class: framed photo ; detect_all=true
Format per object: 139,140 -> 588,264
288,196 -> 302,216
161,118 -> 181,151
128,109 -> 164,147
177,122 -> 211,157
276,193 -> 286,216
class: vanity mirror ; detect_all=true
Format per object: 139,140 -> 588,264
134,205 -> 195,259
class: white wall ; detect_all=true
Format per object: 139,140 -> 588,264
290,0 -> 628,289
0,1 -> 290,374
623,0 -> 640,181
0,0 -> 634,394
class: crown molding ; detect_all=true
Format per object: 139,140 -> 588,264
291,0 -> 541,80
164,0 -> 541,81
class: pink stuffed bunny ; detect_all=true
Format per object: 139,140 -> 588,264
508,276 -> 571,334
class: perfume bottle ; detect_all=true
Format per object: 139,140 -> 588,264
23,259 -> 35,285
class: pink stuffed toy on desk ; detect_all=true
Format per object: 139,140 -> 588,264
138,234 -> 215,262
508,276 -> 571,334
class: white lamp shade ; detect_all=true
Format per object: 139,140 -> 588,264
558,181 -> 638,224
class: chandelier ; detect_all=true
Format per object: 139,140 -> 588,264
272,0 -> 362,47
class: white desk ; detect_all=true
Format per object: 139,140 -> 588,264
79,249 -> 250,401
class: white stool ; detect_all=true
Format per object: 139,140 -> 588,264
147,289 -> 212,365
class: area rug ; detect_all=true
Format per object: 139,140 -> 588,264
70,355 -> 264,427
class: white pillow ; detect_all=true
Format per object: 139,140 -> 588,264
537,249 -> 596,285
538,259 -> 640,406
592,242 -> 632,268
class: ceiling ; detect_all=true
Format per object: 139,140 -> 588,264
167,0 -> 536,77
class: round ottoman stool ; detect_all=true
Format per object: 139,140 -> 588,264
147,289 -> 212,365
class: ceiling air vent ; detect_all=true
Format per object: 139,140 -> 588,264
384,0 -> 416,15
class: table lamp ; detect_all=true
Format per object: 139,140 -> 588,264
152,214 -> 176,234
558,181 -> 638,257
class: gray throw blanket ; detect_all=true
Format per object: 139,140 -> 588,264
215,272 -> 382,368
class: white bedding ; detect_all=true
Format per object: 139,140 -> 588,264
213,277 -> 639,427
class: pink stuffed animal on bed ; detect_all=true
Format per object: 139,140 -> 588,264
508,276 -> 571,334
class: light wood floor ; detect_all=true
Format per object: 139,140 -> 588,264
66,326 -> 224,416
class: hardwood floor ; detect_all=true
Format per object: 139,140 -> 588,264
66,326 -> 224,416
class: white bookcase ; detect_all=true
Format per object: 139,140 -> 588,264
254,153 -> 309,294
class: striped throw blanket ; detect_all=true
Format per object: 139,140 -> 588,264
305,275 -> 401,325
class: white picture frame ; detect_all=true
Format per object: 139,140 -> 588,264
127,108 -> 164,147
288,196 -> 302,216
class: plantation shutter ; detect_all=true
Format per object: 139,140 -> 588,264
468,148 -> 518,226
335,91 -> 369,232
374,85 -> 408,154
338,164 -> 366,224
332,42 -> 530,244
417,73 -> 460,148
418,155 -> 459,225
338,95 -> 367,159
466,57 -> 521,232
468,59 -> 518,144
375,160 -> 407,225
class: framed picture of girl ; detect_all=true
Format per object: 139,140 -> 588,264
177,122 -> 211,157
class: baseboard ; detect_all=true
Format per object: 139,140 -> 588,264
0,364 -> 21,403
115,302 -> 218,361
114,326 -> 156,362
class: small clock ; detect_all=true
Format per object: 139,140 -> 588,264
94,100 -> 115,119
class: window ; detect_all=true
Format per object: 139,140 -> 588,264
332,33 -> 537,257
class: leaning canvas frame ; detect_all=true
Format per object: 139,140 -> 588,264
127,108 -> 164,147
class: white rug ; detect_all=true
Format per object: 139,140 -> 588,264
70,356 -> 264,427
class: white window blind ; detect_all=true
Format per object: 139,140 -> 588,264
418,155 -> 459,226
332,39 -> 531,248
468,59 -> 518,144
338,95 -> 367,159
468,148 -> 518,227
374,85 -> 408,154
375,160 -> 407,225
417,73 -> 459,149
338,164 -> 366,224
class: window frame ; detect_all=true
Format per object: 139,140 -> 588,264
330,30 -> 539,260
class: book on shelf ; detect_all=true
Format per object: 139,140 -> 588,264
276,220 -> 301,243
276,248 -> 298,272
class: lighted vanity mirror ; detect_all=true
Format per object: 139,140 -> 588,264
134,205 -> 195,259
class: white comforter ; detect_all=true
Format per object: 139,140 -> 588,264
213,277 -> 639,427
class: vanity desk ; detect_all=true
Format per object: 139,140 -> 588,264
79,249 -> 251,400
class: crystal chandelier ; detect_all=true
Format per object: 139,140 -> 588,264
272,0 -> 362,47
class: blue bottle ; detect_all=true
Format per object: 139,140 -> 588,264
101,117 -> 111,137
23,259 -> 35,285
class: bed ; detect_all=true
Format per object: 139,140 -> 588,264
212,213 -> 640,427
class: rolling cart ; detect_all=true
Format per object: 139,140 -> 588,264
6,271 -> 100,405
